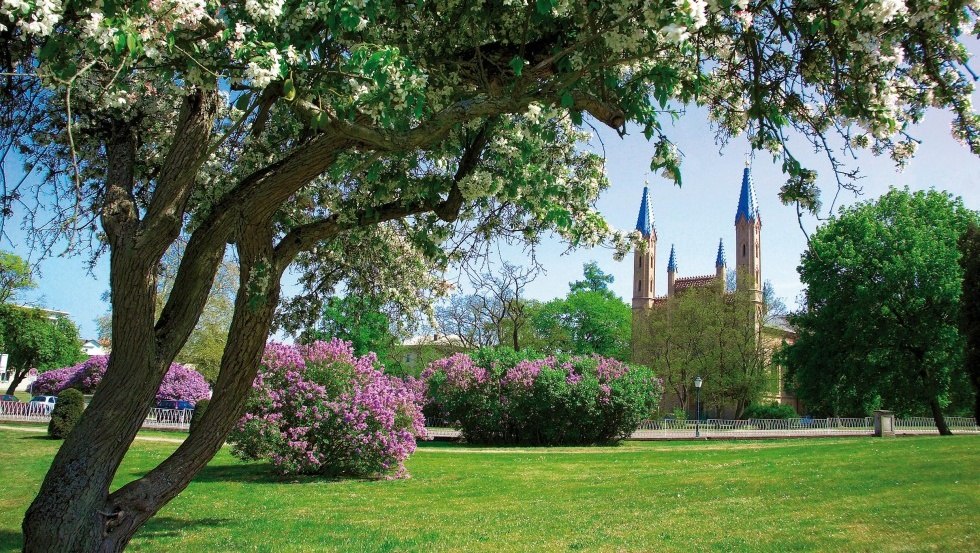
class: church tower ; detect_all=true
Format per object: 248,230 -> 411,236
715,238 -> 727,287
734,162 -> 762,305
632,186 -> 657,309
666,244 -> 677,297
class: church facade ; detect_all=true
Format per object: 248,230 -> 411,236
628,165 -> 799,415
630,164 -> 763,316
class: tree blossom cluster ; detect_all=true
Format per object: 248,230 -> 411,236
33,356 -> 210,402
423,349 -> 662,445
229,339 -> 427,478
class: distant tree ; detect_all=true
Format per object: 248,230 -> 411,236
762,280 -> 789,327
0,251 -> 35,304
48,389 -> 85,439
784,189 -> 978,434
0,305 -> 85,395
959,222 -> 980,421
300,295 -> 398,365
569,261 -> 615,294
436,263 -> 538,351
533,290 -> 632,361
635,284 -> 768,417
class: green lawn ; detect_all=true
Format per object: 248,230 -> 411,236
0,428 -> 977,552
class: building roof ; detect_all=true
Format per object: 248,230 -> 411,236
667,244 -> 677,272
735,165 -> 761,224
715,238 -> 726,268
635,186 -> 655,238
674,274 -> 719,292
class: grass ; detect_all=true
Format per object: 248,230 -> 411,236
0,428 -> 977,552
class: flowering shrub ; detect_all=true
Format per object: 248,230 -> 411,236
424,349 -> 662,445
228,340 -> 426,478
33,356 -> 210,402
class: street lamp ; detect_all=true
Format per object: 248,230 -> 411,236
694,376 -> 703,438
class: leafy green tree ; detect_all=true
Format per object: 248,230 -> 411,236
2,1 -> 978,548
569,261 -> 615,294
533,290 -> 633,361
0,305 -> 86,395
635,284 -> 768,417
48,389 -> 85,439
300,295 -> 398,364
959,222 -> 980,421
0,251 -> 35,304
784,189 -> 978,433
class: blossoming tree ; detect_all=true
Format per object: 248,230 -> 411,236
0,0 -> 977,550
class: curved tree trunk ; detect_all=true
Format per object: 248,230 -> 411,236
929,396 -> 953,436
4,368 -> 27,396
22,222 -> 280,552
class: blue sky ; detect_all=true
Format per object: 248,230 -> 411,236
5,100 -> 980,339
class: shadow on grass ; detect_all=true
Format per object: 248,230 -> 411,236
185,461 -> 390,485
0,529 -> 22,552
139,516 -> 231,540
18,435 -> 54,441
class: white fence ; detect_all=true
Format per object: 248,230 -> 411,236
2,401 -> 978,439
0,401 -> 195,431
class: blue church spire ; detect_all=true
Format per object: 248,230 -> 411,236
735,163 -> 761,224
715,239 -> 726,268
635,186 -> 655,238
667,244 -> 677,272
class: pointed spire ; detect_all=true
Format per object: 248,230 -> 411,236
715,238 -> 726,268
635,185 -> 655,238
735,165 -> 761,224
667,244 -> 677,273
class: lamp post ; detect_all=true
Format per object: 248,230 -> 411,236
694,376 -> 703,438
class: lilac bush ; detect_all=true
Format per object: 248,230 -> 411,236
33,356 -> 210,402
424,348 -> 662,445
228,339 -> 426,478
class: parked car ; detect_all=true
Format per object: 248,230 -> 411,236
155,399 -> 195,423
156,400 -> 195,411
28,395 -> 58,414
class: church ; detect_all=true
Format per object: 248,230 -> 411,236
630,162 -> 762,314
628,164 -> 798,415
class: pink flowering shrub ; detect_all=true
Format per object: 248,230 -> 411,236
33,356 -> 209,402
228,339 -> 426,478
424,348 -> 662,445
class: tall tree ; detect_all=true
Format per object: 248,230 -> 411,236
0,250 -> 35,304
0,305 -> 86,394
784,189 -> 978,432
436,263 -> 538,351
569,261 -> 615,294
300,295 -> 399,363
532,264 -> 633,361
635,283 -> 768,417
959,222 -> 980,421
0,2 -> 977,549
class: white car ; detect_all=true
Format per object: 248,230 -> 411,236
29,395 -> 58,414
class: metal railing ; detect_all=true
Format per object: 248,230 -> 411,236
2,401 -> 977,438
0,401 -> 195,431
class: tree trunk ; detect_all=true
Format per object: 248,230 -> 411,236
4,368 -> 26,395
22,248 -> 165,552
928,396 -> 953,436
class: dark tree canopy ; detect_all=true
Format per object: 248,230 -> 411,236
959,222 -> 980,421
783,188 -> 978,431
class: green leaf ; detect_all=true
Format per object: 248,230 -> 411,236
114,33 -> 127,54
536,0 -> 556,15
234,94 -> 251,111
560,91 -> 574,108
283,78 -> 296,102
126,33 -> 138,54
509,56 -> 525,77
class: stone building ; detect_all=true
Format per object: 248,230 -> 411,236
629,164 -> 798,414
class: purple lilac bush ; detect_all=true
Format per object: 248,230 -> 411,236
33,356 -> 210,402
424,348 -> 662,445
228,339 -> 427,478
